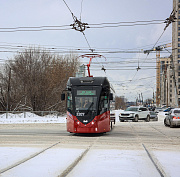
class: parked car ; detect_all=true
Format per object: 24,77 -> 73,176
163,107 -> 174,112
119,106 -> 150,122
155,107 -> 164,113
164,108 -> 180,128
149,111 -> 158,121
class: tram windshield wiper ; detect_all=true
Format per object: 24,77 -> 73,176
85,102 -> 94,115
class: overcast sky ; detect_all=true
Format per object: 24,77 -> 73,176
0,0 -> 173,102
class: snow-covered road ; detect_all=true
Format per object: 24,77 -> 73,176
1,146 -> 180,177
0,111 -> 180,177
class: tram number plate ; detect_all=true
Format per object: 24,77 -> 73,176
76,112 -> 85,116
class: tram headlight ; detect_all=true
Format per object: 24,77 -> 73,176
92,121 -> 94,125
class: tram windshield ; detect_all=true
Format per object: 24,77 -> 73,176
75,97 -> 97,111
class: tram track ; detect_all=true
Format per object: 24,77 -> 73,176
149,125 -> 180,142
129,122 -> 166,177
0,141 -> 61,174
59,145 -> 91,177
0,123 -> 179,176
0,134 -> 100,177
59,136 -> 100,177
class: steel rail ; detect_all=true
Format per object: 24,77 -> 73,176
129,123 -> 166,177
0,141 -> 61,174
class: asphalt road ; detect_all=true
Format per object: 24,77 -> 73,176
0,120 -> 180,151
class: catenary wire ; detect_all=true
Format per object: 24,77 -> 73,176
0,21 -> 167,33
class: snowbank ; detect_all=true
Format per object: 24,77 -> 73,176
0,112 -> 66,124
0,110 -> 169,124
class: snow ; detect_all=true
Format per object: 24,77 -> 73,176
1,148 -> 179,177
0,110 -> 165,124
114,109 -> 124,122
0,148 -> 84,177
67,150 -> 161,177
0,147 -> 43,171
0,112 -> 66,124
153,151 -> 180,177
0,111 -> 180,177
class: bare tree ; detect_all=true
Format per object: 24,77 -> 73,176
0,47 -> 79,112
115,96 -> 127,110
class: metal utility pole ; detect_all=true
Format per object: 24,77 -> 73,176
144,43 -> 172,106
141,93 -> 143,105
6,67 -> 11,111
170,55 -> 178,107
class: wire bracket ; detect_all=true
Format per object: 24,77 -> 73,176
70,17 -> 89,32
164,9 -> 177,31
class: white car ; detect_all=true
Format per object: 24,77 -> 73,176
164,108 -> 180,128
119,106 -> 150,122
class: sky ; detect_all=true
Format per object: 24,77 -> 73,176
0,0 -> 173,102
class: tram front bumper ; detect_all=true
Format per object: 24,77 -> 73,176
75,127 -> 98,133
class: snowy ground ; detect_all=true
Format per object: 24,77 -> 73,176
1,146 -> 180,177
0,110 -> 165,124
0,112 -> 66,124
0,111 -> 180,177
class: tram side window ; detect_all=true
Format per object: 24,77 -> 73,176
99,95 -> 109,114
67,92 -> 73,113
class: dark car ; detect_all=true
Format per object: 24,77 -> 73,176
164,108 -> 180,128
163,107 -> 174,112
149,111 -> 158,121
155,107 -> 164,113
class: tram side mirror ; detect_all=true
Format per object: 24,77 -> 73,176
61,93 -> 65,101
109,93 -> 113,100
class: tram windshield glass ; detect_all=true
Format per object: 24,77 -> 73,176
75,97 -> 97,111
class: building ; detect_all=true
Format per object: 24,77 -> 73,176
75,64 -> 86,77
160,57 -> 172,107
172,0 -> 180,107
159,56 -> 180,107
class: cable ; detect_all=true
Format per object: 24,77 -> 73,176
0,20 -> 169,33
89,20 -> 165,26
110,76 -> 156,85
91,68 -> 157,71
0,39 -> 172,51
0,27 -> 72,33
62,0 -> 93,53
82,32 -> 94,52
62,0 -> 74,17
91,65 -> 156,68
0,49 -> 171,54
80,0 -> 84,21
128,10 -> 175,85
89,22 -> 165,29
0,24 -> 70,30
152,30 -> 166,50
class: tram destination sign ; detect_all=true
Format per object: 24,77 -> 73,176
77,90 -> 96,96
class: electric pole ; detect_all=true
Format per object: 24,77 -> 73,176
6,66 -> 11,111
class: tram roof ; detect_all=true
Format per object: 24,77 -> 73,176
67,77 -> 110,87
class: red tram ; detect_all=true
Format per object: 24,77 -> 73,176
61,77 -> 113,133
